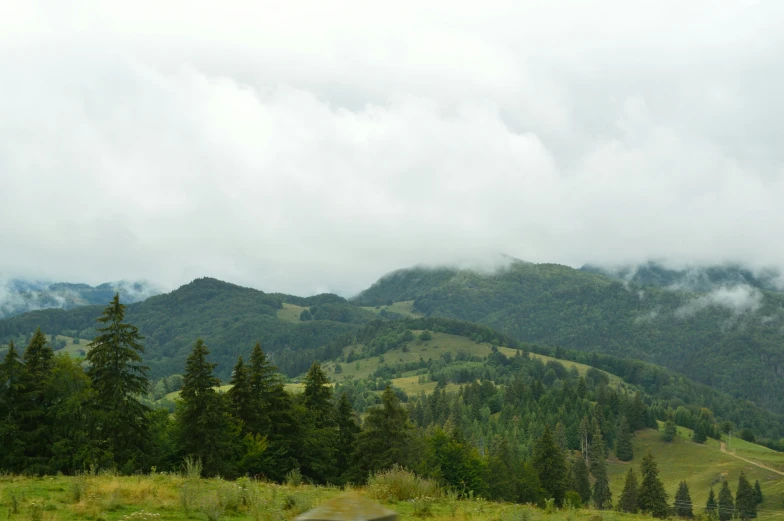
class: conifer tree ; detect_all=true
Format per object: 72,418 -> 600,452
335,392 -> 360,482
638,450 -> 669,518
735,472 -> 757,519
227,356 -> 254,434
87,294 -> 149,469
302,362 -> 334,427
554,421 -> 569,454
692,422 -> 708,444
569,457 -> 592,505
615,416 -> 634,461
248,342 -> 277,433
662,418 -> 677,442
674,481 -> 693,518
753,480 -> 763,505
706,487 -> 718,517
717,480 -> 734,521
177,338 -> 239,477
354,386 -> 412,478
534,424 -> 567,506
590,428 -> 612,509
618,468 -> 639,513
0,341 -> 25,471
20,329 -> 54,473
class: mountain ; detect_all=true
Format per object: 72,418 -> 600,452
0,277 -> 380,379
581,261 -> 784,293
352,261 -> 784,414
0,278 -> 162,318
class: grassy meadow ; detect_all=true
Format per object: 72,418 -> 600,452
0,471 -> 687,521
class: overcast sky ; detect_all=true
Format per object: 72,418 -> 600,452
1,1 -> 783,297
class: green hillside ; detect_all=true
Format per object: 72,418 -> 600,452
607,427 -> 784,517
352,261 -> 784,415
0,277 -> 380,379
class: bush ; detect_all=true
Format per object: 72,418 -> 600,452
367,465 -> 441,501
564,491 -> 583,509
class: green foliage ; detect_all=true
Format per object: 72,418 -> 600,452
87,294 -> 150,467
533,425 -> 567,506
717,481 -> 734,521
367,465 -> 442,501
569,458 -> 591,505
617,468 -> 639,514
354,386 -> 413,479
675,481 -> 693,518
662,418 -> 677,442
735,472 -> 757,519
705,487 -> 718,516
638,450 -> 668,518
589,429 -> 611,510
615,416 -> 634,461
753,480 -> 763,504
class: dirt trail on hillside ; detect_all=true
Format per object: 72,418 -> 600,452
720,442 -> 784,477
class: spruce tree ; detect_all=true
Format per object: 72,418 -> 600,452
638,450 -> 669,518
615,416 -> 634,461
692,422 -> 708,444
674,481 -> 693,518
302,362 -> 334,427
533,424 -> 567,506
0,341 -> 25,471
20,329 -> 54,473
705,487 -> 718,517
735,472 -> 757,519
717,480 -> 734,521
569,457 -> 592,505
662,418 -> 677,442
589,428 -> 612,509
248,342 -> 277,433
177,338 -> 239,477
354,386 -> 412,478
618,468 -> 639,513
753,480 -> 763,505
227,356 -> 254,434
335,392 -> 360,483
87,295 -> 150,469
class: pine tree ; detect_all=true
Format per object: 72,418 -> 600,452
735,472 -> 757,519
227,356 -> 254,434
569,457 -> 592,505
674,481 -> 693,518
533,424 -> 567,506
589,428 -> 612,509
717,480 -> 734,521
554,421 -> 568,454
248,342 -> 277,433
354,386 -> 412,478
87,294 -> 150,469
662,418 -> 677,442
615,416 -> 634,461
20,329 -> 54,474
753,480 -> 763,505
335,392 -> 360,483
177,338 -> 239,477
302,362 -> 334,427
638,450 -> 669,518
0,341 -> 25,471
692,422 -> 708,444
618,468 -> 639,513
705,487 -> 718,517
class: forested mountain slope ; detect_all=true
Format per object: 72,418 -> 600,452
352,261 -> 784,414
0,278 -> 161,318
0,277 -> 379,379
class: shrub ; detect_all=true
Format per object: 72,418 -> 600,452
367,465 -> 441,501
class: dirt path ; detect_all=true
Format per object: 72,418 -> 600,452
720,442 -> 784,477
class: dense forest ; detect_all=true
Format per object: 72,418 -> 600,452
0,297 -> 770,519
353,262 -> 784,414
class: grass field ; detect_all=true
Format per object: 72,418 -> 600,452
277,303 -> 309,323
606,427 -> 784,519
320,332 -> 623,395
0,472 -> 680,521
361,301 -> 419,317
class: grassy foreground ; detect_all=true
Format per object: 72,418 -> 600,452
1,473 -> 661,521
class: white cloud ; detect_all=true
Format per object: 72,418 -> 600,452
675,285 -> 764,318
1,0 -> 784,296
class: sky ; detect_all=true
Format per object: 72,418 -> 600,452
1,0 -> 784,297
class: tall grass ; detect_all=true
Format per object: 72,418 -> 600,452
367,465 -> 441,501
